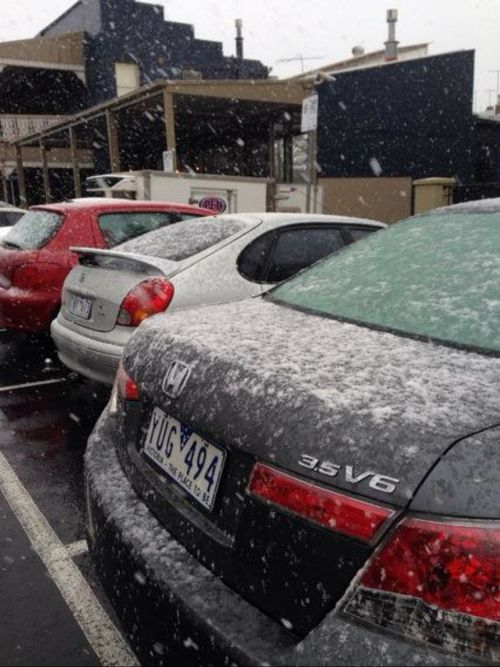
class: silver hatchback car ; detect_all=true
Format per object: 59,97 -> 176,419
51,213 -> 384,384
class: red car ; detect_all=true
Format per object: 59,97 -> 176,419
0,199 -> 211,333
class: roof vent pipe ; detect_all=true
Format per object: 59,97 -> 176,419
235,19 -> 244,60
385,9 -> 399,61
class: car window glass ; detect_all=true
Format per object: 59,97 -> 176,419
0,212 -> 11,228
1,210 -> 62,250
180,213 -> 205,222
267,226 -> 344,283
98,212 -> 177,247
117,216 -> 251,261
0,212 -> 19,227
7,212 -> 23,225
238,231 -> 276,282
349,227 -> 378,241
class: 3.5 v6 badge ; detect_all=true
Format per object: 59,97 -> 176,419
298,455 -> 400,494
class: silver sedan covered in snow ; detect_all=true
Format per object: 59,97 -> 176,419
51,213 -> 384,384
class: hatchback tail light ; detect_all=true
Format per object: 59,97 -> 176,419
249,463 -> 394,542
344,517 -> 500,661
115,362 -> 140,401
116,278 -> 174,327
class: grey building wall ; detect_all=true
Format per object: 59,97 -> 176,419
40,0 -> 103,38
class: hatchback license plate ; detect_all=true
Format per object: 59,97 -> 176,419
67,292 -> 93,320
143,408 -> 226,511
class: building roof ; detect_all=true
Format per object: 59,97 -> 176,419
13,78 -> 308,147
284,43 -> 430,81
0,31 -> 86,83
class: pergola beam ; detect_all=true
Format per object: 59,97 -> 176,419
15,145 -> 27,208
106,109 -> 120,173
13,79 -> 307,148
69,126 -> 81,197
40,140 -> 52,202
163,90 -> 177,171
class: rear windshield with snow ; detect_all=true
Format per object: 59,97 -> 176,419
98,211 -> 201,247
1,210 -> 63,250
116,216 -> 249,261
272,211 -> 500,354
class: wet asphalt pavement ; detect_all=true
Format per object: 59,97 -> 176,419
0,331 -> 137,666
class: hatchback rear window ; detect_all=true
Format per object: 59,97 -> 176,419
116,217 -> 249,261
1,210 -> 63,250
98,211 -> 184,247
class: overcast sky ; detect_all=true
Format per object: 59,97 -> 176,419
1,0 -> 499,110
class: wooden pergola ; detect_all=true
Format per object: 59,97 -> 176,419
13,78 -> 310,206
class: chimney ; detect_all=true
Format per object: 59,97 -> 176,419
496,95 -> 500,116
235,19 -> 244,60
385,9 -> 399,61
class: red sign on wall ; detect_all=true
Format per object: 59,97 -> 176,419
199,196 -> 227,214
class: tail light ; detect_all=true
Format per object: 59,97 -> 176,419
249,463 -> 394,542
344,517 -> 500,661
115,362 -> 140,401
117,278 -> 174,327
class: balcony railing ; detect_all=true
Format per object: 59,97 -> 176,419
0,115 -> 67,142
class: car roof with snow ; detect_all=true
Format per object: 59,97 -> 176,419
29,199 -> 212,215
114,212 -> 385,262
424,197 -> 500,215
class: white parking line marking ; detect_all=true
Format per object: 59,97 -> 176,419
66,540 -> 89,558
0,378 -> 67,394
0,451 -> 139,667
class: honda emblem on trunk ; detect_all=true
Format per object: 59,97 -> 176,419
162,361 -> 192,399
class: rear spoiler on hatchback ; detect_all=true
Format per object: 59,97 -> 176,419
70,247 -> 180,277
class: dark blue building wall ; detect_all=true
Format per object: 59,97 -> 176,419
41,0 -> 268,107
318,51 -> 475,182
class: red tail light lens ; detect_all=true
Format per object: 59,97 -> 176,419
360,518 -> 500,621
117,278 -> 174,327
249,463 -> 394,542
115,362 -> 140,401
345,518 -> 500,661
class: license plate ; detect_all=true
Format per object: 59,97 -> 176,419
67,292 -> 93,320
143,408 -> 226,511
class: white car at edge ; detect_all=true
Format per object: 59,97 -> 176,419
51,213 -> 385,385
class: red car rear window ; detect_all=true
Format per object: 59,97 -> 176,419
2,210 -> 63,250
98,211 -> 192,247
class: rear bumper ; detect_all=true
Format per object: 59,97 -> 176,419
0,287 -> 59,332
51,317 -> 123,385
86,409 -> 473,667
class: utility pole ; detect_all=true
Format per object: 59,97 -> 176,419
489,69 -> 500,97
486,89 -> 497,108
302,89 -> 319,213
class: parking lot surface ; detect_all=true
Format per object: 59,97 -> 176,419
0,332 -> 138,666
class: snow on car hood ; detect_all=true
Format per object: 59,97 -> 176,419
124,297 -> 500,506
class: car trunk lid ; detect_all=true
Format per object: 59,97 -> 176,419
62,248 -> 182,332
121,297 -> 500,635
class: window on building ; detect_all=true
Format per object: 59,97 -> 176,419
115,63 -> 140,97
